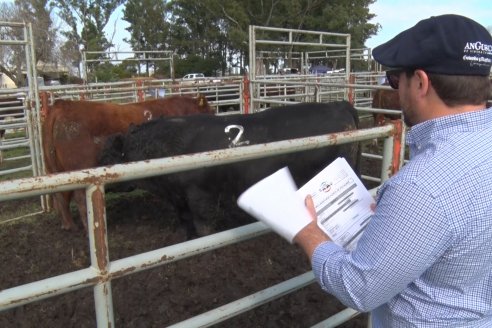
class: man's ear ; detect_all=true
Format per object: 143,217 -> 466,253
414,69 -> 431,96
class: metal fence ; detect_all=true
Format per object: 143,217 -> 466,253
0,122 -> 400,327
1,72 -> 399,189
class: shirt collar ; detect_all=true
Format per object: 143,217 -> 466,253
406,107 -> 492,150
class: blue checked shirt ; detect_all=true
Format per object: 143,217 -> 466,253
312,107 -> 492,327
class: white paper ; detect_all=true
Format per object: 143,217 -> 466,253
237,158 -> 373,249
237,167 -> 312,243
297,157 -> 373,250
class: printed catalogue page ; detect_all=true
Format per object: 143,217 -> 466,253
297,157 -> 374,250
237,157 -> 374,248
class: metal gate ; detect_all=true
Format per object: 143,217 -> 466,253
0,123 -> 400,327
0,21 -> 45,185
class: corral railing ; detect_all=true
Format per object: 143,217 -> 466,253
2,72 -> 401,193
0,123 -> 401,327
0,21 -> 44,182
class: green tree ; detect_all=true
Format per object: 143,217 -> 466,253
16,0 -> 56,64
52,0 -> 125,80
0,0 -> 57,85
167,0 -> 228,76
203,0 -> 379,73
122,0 -> 171,75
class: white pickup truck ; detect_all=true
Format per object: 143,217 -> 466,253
181,73 -> 206,85
180,73 -> 221,86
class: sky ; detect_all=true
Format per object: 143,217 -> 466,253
106,1 -> 492,54
365,0 -> 492,49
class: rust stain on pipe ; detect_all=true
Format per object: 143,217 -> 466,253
92,186 -> 108,272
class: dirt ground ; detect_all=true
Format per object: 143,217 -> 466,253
0,191 -> 372,328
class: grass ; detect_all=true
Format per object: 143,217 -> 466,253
1,129 -> 35,181
0,196 -> 45,224
1,130 -> 42,222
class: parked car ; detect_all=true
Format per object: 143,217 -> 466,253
181,73 -> 206,85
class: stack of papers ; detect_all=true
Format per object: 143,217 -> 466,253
238,157 -> 374,249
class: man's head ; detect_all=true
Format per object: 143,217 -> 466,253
373,15 -> 492,126
373,14 -> 492,76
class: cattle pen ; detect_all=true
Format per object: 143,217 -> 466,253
0,121 -> 402,327
0,21 -> 413,327
0,77 -> 406,327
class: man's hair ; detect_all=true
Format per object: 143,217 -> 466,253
426,73 -> 491,107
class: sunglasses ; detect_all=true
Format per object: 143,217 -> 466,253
385,69 -> 404,89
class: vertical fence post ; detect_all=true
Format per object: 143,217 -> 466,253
348,74 -> 356,105
391,119 -> 404,175
39,91 -> 50,120
137,79 -> 145,102
86,183 -> 114,327
242,75 -> 250,114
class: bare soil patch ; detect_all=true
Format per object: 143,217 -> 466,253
0,191 -> 369,327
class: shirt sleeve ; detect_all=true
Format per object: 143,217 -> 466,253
311,179 -> 453,312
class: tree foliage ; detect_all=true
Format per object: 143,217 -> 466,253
156,0 -> 379,75
0,0 -> 57,85
16,0 -> 56,63
51,0 -> 125,78
1,0 -> 380,82
123,0 -> 170,51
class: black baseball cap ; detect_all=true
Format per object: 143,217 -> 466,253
373,14 -> 492,76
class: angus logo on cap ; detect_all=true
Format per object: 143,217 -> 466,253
464,41 -> 492,54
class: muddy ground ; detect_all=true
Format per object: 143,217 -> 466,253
0,137 -> 381,327
0,192 -> 372,328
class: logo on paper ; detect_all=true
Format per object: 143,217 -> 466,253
319,181 -> 332,193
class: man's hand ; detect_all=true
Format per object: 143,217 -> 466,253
293,195 -> 331,261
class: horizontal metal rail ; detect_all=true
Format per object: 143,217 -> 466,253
0,123 -> 396,327
168,271 -> 316,328
0,72 -> 401,326
0,222 -> 270,311
0,141 -> 29,150
0,125 -> 395,200
0,165 -> 32,176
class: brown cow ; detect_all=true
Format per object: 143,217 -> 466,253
371,88 -> 401,126
42,94 -> 212,232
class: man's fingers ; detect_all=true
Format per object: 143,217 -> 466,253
305,195 -> 317,220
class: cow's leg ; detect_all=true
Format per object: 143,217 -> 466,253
73,189 -> 88,234
179,210 -> 198,239
184,185 -> 221,237
53,191 -> 78,230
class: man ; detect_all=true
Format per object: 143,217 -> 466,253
294,15 -> 492,327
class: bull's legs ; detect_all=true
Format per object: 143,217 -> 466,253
184,185 -> 221,237
53,191 -> 78,230
73,189 -> 88,233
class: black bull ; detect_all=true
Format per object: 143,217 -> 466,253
99,101 -> 361,237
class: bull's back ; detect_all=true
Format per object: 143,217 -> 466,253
133,95 -> 212,117
116,101 -> 359,156
118,101 -> 359,186
233,101 -> 360,186
44,100 -> 150,172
